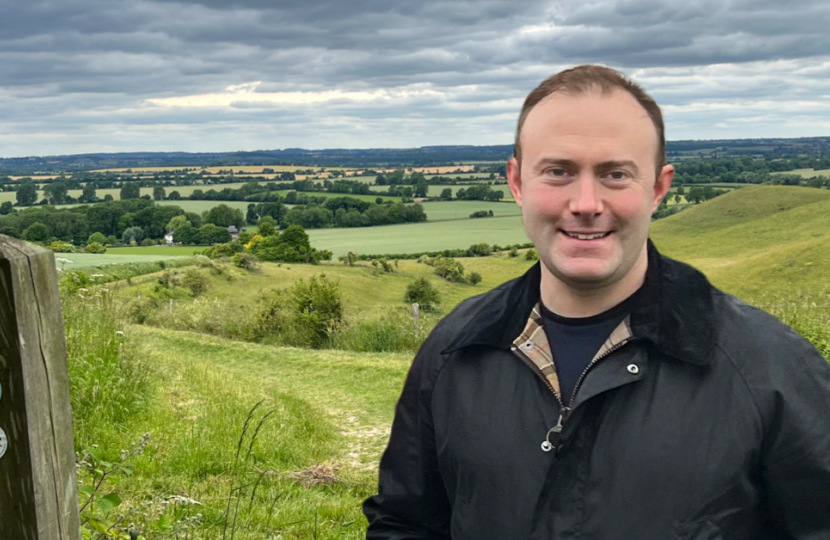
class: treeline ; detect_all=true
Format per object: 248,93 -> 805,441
673,156 -> 830,186
0,198 -> 235,246
0,194 -> 428,247
247,198 -> 427,229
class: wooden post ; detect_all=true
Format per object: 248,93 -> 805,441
412,303 -> 420,337
0,235 -> 81,539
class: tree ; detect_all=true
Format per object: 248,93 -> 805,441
16,182 -> 38,206
204,204 -> 244,229
0,201 -> 14,215
173,223 -> 201,244
257,216 -> 277,237
122,226 -> 145,244
199,223 -> 232,244
168,190 -> 181,200
80,183 -> 97,203
440,188 -> 453,201
153,186 -> 166,200
404,278 -> 440,309
246,203 -> 257,225
22,222 -> 49,243
120,183 -> 141,200
166,215 -> 190,233
87,232 -> 108,245
43,182 -> 69,205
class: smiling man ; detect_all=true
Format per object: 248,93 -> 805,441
364,66 -> 830,540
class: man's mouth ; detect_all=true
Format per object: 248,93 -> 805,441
562,231 -> 612,240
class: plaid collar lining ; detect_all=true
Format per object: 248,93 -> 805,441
512,302 -> 634,403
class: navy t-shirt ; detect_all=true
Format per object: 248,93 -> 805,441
540,288 -> 642,406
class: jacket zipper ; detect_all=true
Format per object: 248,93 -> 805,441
514,337 -> 632,453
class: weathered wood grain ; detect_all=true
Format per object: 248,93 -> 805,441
0,235 -> 81,539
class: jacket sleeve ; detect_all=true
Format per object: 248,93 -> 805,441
363,337 -> 452,540
760,334 -> 830,538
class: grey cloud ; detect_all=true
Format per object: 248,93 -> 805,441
2,0 -> 830,156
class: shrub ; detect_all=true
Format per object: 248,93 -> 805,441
49,240 -> 76,253
233,252 -> 258,270
525,248 -> 539,261
404,278 -> 441,309
509,246 -> 519,257
469,272 -> 482,285
140,238 -> 157,246
181,268 -> 209,296
433,257 -> 467,283
332,309 -> 437,352
288,274 -> 343,348
467,243 -> 492,257
84,242 -> 107,254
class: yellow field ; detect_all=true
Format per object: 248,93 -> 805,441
90,165 -> 360,174
377,165 -> 476,175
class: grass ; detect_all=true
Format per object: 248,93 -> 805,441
422,200 -> 521,220
67,286 -> 409,539
308,215 -> 528,257
107,246 -> 206,256
651,185 -> 830,299
771,168 -> 830,178
57,252 -> 190,270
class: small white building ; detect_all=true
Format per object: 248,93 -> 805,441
164,232 -> 175,245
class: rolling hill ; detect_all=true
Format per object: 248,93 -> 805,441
651,185 -> 830,299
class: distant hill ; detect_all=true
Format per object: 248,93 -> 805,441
651,185 -> 830,298
3,136 -> 830,175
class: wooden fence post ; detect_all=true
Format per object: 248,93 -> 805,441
0,235 -> 81,539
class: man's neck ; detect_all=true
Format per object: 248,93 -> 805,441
539,248 -> 648,318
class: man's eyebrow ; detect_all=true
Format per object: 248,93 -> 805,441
535,158 -> 579,170
596,160 -> 639,174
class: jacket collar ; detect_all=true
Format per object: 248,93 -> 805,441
442,240 -> 717,366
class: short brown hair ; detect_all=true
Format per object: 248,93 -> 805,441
513,65 -> 665,172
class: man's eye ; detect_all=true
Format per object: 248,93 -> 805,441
546,168 -> 570,177
606,171 -> 628,180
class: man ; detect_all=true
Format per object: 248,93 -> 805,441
364,65 -> 830,539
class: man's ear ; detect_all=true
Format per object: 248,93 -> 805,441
652,164 -> 674,211
507,157 -> 523,207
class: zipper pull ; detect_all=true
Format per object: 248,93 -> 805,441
540,409 -> 568,453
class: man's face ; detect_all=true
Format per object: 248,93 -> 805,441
507,89 -> 673,291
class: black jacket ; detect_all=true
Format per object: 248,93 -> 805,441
364,243 -> 830,539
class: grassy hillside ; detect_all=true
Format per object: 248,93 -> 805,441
651,185 -> 830,298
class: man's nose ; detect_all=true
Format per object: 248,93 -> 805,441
568,175 -> 603,215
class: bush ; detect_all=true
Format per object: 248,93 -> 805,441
525,248 -> 539,261
49,240 -> 76,253
404,278 -> 441,309
232,252 -> 258,270
433,257 -> 467,283
332,309 -> 437,352
509,246 -> 519,257
288,274 -> 343,348
467,243 -> 492,257
181,268 -> 209,296
84,242 -> 107,254
469,272 -> 482,286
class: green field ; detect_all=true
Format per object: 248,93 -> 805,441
56,252 -> 190,270
421,200 -> 521,220
308,215 -> 528,256
771,168 -> 830,178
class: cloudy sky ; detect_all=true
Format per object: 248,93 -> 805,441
1,0 -> 829,157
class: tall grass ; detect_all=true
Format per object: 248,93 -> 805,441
62,287 -> 154,448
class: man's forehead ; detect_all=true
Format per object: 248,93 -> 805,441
519,89 -> 659,161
